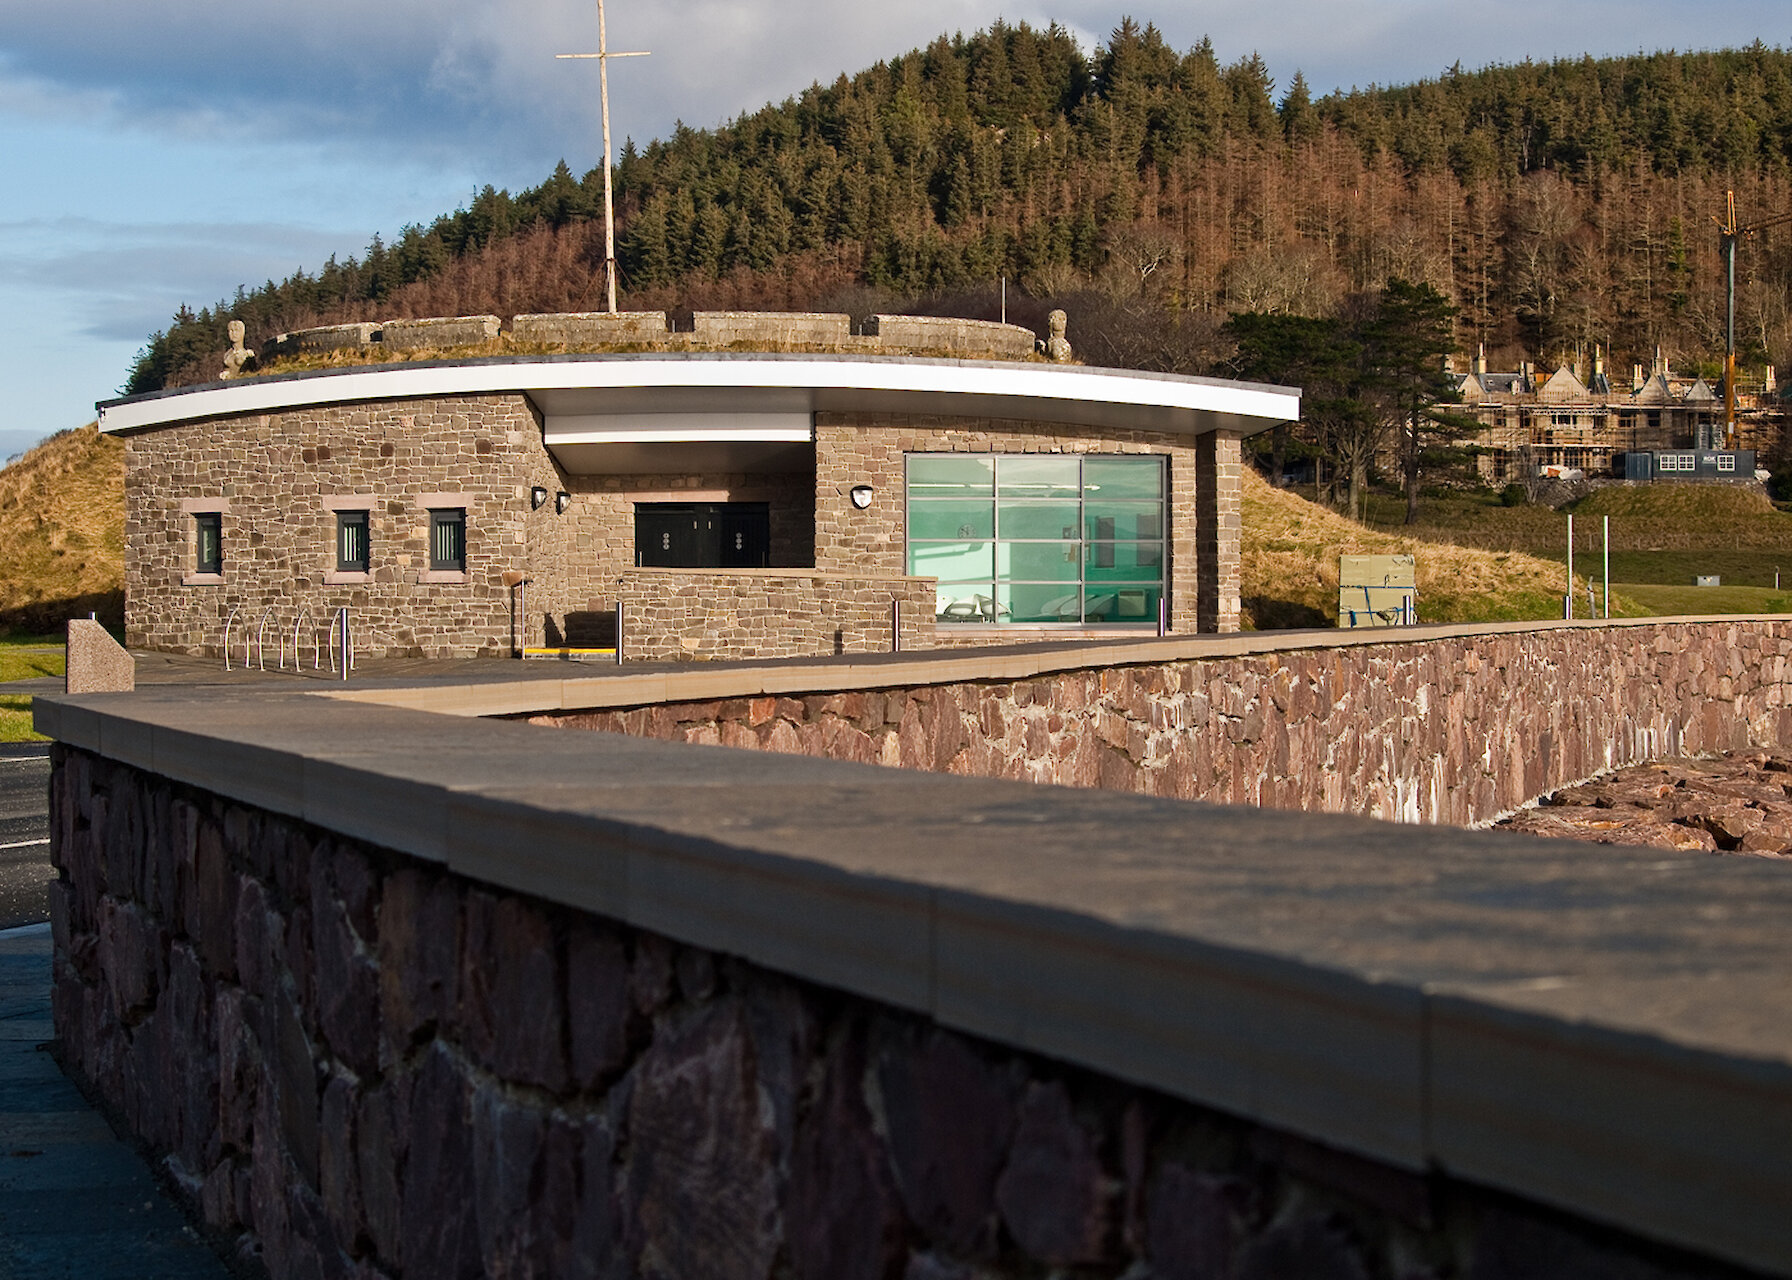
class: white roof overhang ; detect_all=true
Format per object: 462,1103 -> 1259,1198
96,354 -> 1300,475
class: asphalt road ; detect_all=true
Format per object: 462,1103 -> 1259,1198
0,745 -> 51,930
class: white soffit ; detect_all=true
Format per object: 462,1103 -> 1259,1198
96,355 -> 1300,438
543,412 -> 814,445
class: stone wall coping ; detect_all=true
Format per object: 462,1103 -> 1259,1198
318,613 -> 1788,720
94,351 -> 1299,440
31,616 -> 1792,1275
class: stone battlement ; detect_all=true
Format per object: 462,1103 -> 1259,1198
268,310 -> 1048,365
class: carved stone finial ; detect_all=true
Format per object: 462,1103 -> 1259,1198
1044,309 -> 1073,363
221,319 -> 256,380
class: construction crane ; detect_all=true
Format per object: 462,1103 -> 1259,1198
1715,190 -> 1792,449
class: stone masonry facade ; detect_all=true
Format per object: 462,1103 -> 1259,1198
616,568 -> 936,661
49,745 -> 1749,1280
533,620 -> 1792,828
124,394 -> 1243,659
126,395 -> 541,659
125,395 -> 823,659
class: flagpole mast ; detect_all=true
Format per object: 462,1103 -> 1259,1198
557,3 -> 649,315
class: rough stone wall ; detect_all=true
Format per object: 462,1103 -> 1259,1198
268,323 -> 377,358
865,315 -> 1037,359
378,316 -> 502,350
616,568 -> 935,661
124,395 -> 544,659
534,621 -> 1792,828
49,746 -> 1737,1280
812,413 -> 1206,634
509,312 -> 668,345
685,311 -> 852,345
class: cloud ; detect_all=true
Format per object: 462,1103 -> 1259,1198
0,217 -> 367,342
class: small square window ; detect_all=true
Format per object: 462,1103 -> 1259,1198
337,510 -> 370,572
429,508 -> 466,572
194,512 -> 222,575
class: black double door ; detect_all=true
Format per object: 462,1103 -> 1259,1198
634,502 -> 771,569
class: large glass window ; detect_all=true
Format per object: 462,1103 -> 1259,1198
907,454 -> 1166,626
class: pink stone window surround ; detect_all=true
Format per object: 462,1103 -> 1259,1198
322,495 -> 377,585
418,493 -> 472,584
179,497 -> 229,586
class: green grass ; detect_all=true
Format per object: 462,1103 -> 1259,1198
1346,483 -> 1792,557
0,635 -> 61,742
0,693 -> 44,743
1595,550 -> 1792,588
1609,583 -> 1792,616
0,648 -> 63,683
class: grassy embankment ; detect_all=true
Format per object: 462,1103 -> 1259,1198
0,424 -> 123,742
1239,469 -> 1634,628
1329,481 -> 1792,622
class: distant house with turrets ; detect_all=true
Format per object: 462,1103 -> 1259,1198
1454,347 -> 1783,484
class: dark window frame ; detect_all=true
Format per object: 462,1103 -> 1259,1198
428,507 -> 466,573
194,511 -> 222,575
336,509 -> 370,573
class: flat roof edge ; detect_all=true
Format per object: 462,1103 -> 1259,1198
96,353 -> 1300,437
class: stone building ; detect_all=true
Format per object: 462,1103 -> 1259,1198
98,312 -> 1298,661
1457,348 -> 1782,482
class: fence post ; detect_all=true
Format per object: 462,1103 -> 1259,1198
1564,513 -> 1574,620
891,597 -> 901,653
616,601 -> 625,665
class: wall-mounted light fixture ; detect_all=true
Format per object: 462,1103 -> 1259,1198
849,484 -> 875,510
555,491 -> 572,514
530,486 -> 549,510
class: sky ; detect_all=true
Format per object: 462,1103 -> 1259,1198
1,0 -> 1786,459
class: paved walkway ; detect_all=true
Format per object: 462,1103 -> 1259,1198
0,924 -> 232,1278
0,747 -> 51,931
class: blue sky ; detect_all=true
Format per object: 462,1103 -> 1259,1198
0,0 -> 1785,458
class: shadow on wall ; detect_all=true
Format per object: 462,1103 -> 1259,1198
0,589 -> 124,636
543,611 -> 617,648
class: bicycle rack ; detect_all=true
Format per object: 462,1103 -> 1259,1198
327,607 -> 352,680
222,605 -> 241,671
255,605 -> 280,672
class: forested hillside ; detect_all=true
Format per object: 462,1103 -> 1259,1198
128,23 -> 1792,393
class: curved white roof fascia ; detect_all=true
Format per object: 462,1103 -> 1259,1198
96,353 -> 1299,438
